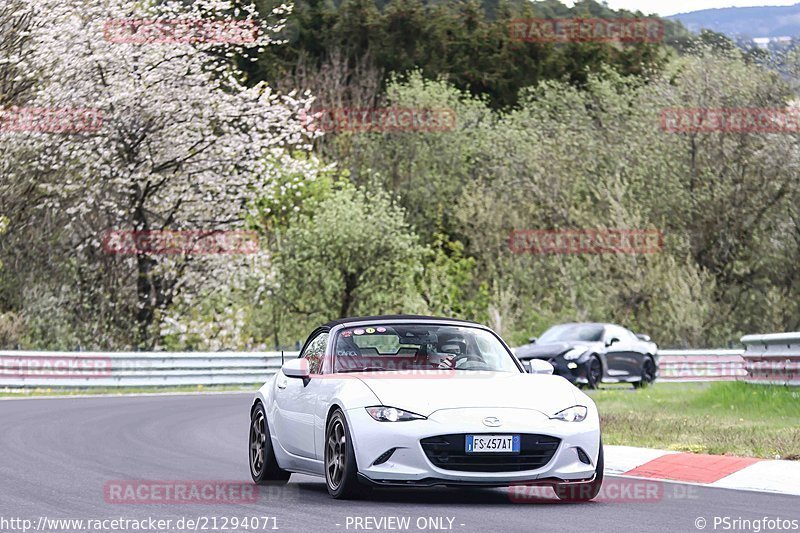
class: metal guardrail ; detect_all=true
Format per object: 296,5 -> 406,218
1,332 -> 798,388
657,332 -> 800,385
0,351 -> 295,388
741,333 -> 800,386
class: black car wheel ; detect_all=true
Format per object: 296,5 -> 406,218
633,356 -> 656,389
325,409 -> 368,499
586,356 -> 602,389
249,403 -> 291,485
554,440 -> 604,502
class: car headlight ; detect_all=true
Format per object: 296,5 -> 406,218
366,406 -> 426,422
550,405 -> 588,422
562,347 -> 589,361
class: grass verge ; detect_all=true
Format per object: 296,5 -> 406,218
589,381 -> 800,459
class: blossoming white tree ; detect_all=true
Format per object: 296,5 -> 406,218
2,0 -> 320,348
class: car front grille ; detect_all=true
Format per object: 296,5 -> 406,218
420,434 -> 561,472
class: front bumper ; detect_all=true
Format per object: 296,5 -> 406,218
346,406 -> 600,486
356,472 -> 597,488
523,356 -> 589,385
549,358 -> 590,384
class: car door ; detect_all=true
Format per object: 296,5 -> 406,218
604,325 -> 639,378
273,331 -> 328,459
625,328 -> 651,372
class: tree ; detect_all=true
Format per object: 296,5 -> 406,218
254,0 -> 671,109
1,0 -> 320,348
273,182 -> 426,338
0,215 -> 7,273
333,54 -> 799,346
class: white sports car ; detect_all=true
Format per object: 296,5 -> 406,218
249,315 -> 603,500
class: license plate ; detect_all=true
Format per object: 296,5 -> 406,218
465,435 -> 520,453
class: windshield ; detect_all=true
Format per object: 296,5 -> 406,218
332,324 -> 520,373
538,324 -> 604,343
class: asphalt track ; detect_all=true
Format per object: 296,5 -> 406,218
1,394 -> 798,533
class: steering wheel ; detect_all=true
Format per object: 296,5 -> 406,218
450,353 -> 489,369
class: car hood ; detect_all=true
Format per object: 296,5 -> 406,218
515,342 -> 576,359
355,372 -> 577,418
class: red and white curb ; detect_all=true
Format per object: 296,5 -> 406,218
605,445 -> 800,496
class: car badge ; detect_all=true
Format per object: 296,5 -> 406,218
483,416 -> 502,427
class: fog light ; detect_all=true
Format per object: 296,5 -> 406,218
373,448 -> 397,465
576,447 -> 592,464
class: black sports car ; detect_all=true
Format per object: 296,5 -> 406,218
515,323 -> 658,389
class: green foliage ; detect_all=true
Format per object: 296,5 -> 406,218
249,0 -> 672,108
250,155 -> 340,235
159,297 -> 256,352
272,182 -> 427,333
0,215 -> 7,271
4,2 -> 799,352
415,233 -> 489,321
317,50 -> 799,347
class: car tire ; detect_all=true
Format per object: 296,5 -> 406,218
586,356 -> 602,389
633,356 -> 656,389
554,440 -> 604,502
325,409 -> 368,499
249,403 -> 291,485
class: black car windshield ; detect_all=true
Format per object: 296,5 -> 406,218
538,324 -> 604,343
332,324 -> 520,373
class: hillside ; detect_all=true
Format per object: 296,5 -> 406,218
668,3 -> 800,38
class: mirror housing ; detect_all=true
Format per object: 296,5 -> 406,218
282,358 -> 310,379
636,333 -> 651,342
528,336 -> 538,344
526,359 -> 554,375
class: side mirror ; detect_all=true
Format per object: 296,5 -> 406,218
606,337 -> 620,347
282,358 -> 310,379
528,337 -> 538,344
636,334 -> 651,342
527,359 -> 554,375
